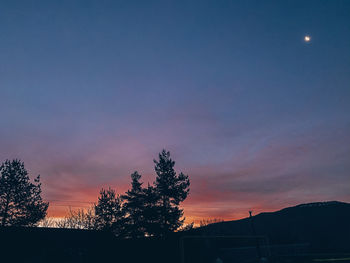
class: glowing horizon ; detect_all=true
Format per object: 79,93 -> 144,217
1,1 -> 349,224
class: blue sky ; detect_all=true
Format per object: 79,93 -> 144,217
0,0 -> 349,220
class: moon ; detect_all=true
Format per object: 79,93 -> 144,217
304,35 -> 311,42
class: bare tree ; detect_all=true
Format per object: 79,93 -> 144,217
38,217 -> 57,228
55,207 -> 96,229
178,222 -> 194,232
199,218 -> 224,227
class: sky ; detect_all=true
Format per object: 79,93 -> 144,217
0,0 -> 349,223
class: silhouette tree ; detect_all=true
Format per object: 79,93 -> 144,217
0,159 -> 49,226
153,149 -> 190,236
55,207 -> 96,229
38,216 -> 56,228
140,184 -> 163,237
178,222 -> 194,232
122,171 -> 148,238
94,187 -> 126,236
199,218 -> 224,227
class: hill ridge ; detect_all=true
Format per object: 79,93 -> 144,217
189,200 -> 350,253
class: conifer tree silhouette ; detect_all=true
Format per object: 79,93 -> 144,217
94,187 -> 126,236
153,149 -> 190,237
0,159 -> 48,226
122,171 -> 148,238
142,184 -> 162,236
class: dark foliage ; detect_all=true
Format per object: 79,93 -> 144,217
94,187 -> 126,236
141,184 -> 163,236
153,149 -> 190,236
0,150 -> 190,239
122,171 -> 149,238
0,160 -> 48,226
120,150 -> 190,238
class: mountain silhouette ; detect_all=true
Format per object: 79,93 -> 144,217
187,201 -> 350,253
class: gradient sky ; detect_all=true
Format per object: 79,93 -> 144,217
1,0 -> 349,223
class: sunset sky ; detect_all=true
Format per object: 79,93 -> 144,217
1,0 -> 349,223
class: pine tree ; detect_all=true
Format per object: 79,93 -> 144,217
94,187 -> 126,237
153,150 -> 190,236
0,159 -> 49,226
142,184 -> 162,236
122,171 -> 147,238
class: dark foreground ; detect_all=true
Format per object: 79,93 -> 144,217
0,226 -> 349,263
1,202 -> 349,263
0,226 -> 181,263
